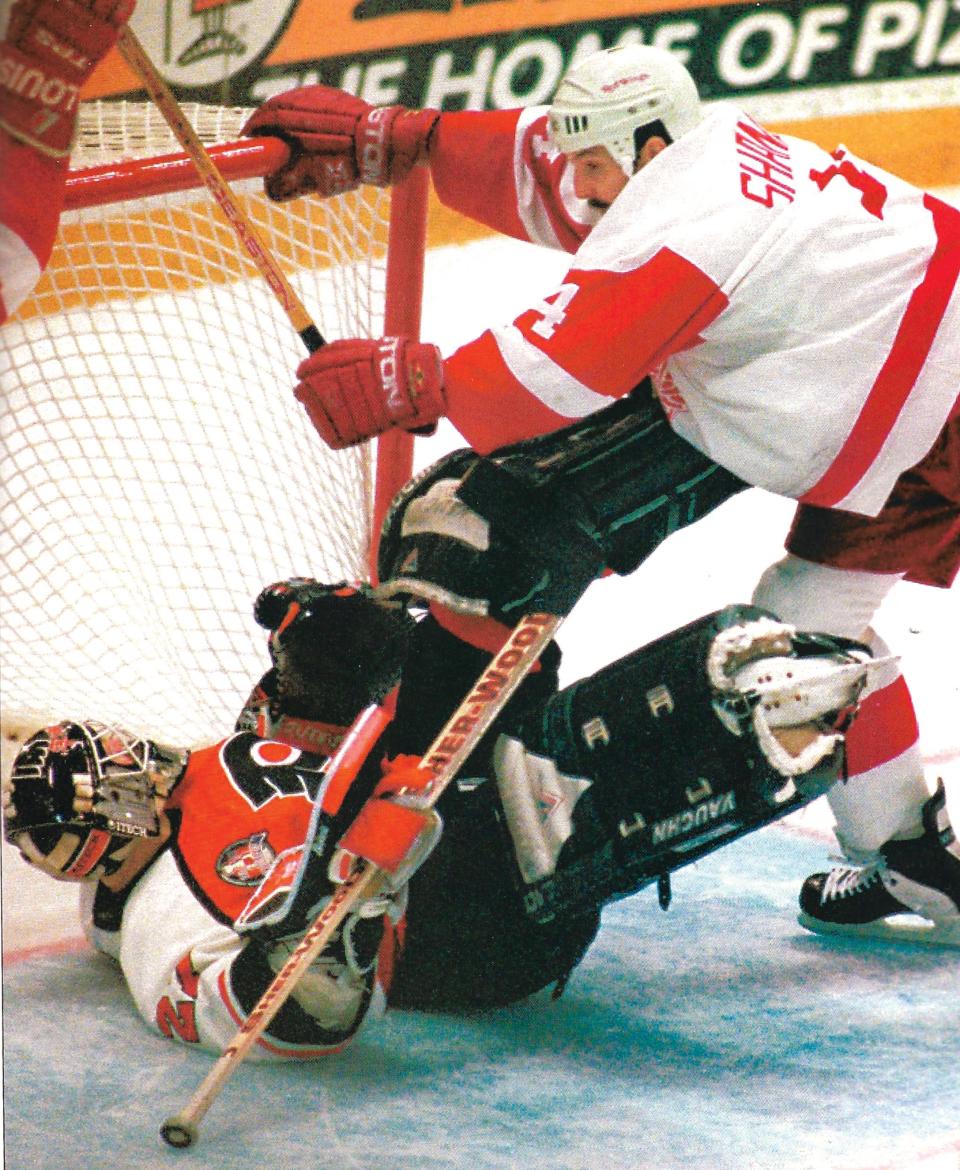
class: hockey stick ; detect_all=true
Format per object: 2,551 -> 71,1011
64,136 -> 292,211
116,26 -> 324,354
160,610 -> 561,1149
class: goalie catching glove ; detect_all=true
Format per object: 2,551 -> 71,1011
294,336 -> 446,450
242,85 -> 440,202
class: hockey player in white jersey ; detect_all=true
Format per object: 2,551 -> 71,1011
0,0 -> 136,324
242,44 -> 960,946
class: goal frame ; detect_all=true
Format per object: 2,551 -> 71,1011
60,136 -> 428,582
1,118 -> 430,746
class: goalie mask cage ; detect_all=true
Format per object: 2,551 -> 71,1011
1,101 -> 426,749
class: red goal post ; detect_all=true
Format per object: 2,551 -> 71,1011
0,101 -> 427,749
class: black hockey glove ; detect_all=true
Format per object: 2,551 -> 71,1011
254,578 -> 415,725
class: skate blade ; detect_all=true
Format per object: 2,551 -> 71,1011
797,912 -> 960,950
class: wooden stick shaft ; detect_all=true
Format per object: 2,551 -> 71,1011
116,26 -> 323,353
161,611 -> 561,1146
163,862 -> 381,1141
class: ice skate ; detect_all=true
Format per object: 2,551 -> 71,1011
798,780 -> 960,948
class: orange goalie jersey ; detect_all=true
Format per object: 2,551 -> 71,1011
165,733 -> 328,924
80,733 -> 379,1060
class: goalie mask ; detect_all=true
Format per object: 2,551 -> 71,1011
2,721 -> 187,881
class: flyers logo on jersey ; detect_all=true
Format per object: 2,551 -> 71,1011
216,831 -> 277,886
221,733 -> 326,811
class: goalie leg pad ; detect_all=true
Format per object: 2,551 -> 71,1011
376,449 -> 603,620
489,386 -> 746,577
494,605 -> 873,924
376,388 -> 745,620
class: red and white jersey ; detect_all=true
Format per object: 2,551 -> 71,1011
431,105 -> 960,516
80,733 -> 379,1059
0,131 -> 67,323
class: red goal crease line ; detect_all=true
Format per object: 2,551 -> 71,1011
2,935 -> 91,965
846,1133 -> 960,1170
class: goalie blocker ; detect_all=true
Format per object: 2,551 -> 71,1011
488,605 -> 872,925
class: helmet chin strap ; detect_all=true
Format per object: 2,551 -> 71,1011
617,151 -> 637,180
619,132 -> 669,181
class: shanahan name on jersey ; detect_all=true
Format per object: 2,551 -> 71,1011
431,104 -> 959,518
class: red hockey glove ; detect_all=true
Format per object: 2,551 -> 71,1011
294,337 -> 445,450
242,85 -> 440,201
0,0 -> 136,157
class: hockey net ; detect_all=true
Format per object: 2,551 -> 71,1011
1,101 -> 426,749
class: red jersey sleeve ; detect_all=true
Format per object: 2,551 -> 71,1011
429,109 -> 533,241
429,108 -> 591,252
0,131 -> 67,323
443,246 -> 729,453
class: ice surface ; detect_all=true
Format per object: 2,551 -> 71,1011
4,829 -> 959,1170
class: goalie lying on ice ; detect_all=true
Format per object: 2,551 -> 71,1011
3,580 -> 887,1058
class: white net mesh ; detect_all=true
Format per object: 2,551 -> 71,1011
1,102 -> 410,748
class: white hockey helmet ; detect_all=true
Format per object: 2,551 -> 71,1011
548,45 -> 702,177
2,721 -> 187,881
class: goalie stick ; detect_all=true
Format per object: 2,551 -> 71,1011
116,26 -> 324,354
159,610 -> 562,1149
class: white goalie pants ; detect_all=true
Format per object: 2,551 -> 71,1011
752,555 -> 932,858
80,851 -> 376,1060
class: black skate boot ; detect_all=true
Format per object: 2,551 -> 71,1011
798,780 -> 960,948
